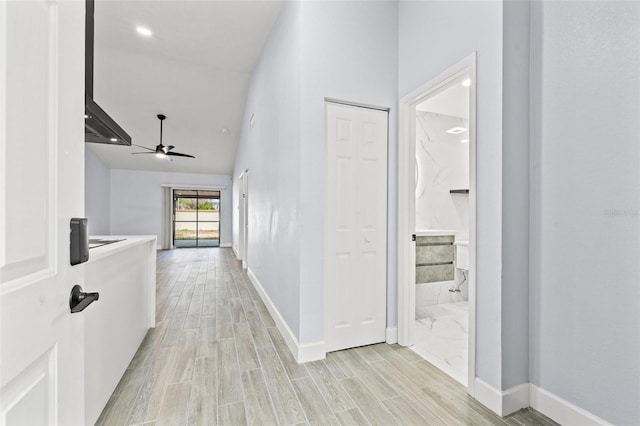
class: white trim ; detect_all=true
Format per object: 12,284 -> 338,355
246,267 -> 324,364
530,385 -> 612,426
385,327 -> 398,344
298,341 -> 326,363
242,260 -> 247,270
503,383 -> 531,416
232,245 -> 239,258
219,243 -> 232,248
472,381 -> 611,424
324,97 -> 390,112
397,53 -> 478,395
160,183 -> 227,190
473,378 -> 503,415
473,379 -> 530,417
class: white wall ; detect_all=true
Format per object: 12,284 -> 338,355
399,0 -> 504,389
110,169 -> 232,247
530,1 -> 640,424
415,112 -> 470,238
297,0 -> 399,344
232,1 -> 302,337
85,146 -> 112,234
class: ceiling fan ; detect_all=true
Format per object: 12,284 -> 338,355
132,114 -> 195,159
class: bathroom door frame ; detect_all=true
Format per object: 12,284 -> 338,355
397,53 -> 477,394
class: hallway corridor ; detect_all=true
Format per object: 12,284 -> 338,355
97,248 -> 556,425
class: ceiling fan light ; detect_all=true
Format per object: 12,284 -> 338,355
156,152 -> 166,159
136,26 -> 153,37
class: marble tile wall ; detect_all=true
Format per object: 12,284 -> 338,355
415,111 -> 469,241
415,111 -> 470,306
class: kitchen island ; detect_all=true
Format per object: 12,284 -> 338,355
84,235 -> 156,425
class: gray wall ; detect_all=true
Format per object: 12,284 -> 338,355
501,0 -> 530,390
529,1 -> 640,424
233,0 -> 398,344
232,3 -> 640,422
232,1 -> 302,338
85,146 -> 112,234
399,0 -> 504,389
110,169 -> 232,247
297,0 -> 399,343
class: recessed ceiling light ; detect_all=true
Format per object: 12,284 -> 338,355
446,127 -> 467,135
136,26 -> 152,37
221,128 -> 229,134
462,79 -> 471,87
110,137 -> 118,142
460,139 -> 469,144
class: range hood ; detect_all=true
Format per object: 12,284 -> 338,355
85,0 -> 131,146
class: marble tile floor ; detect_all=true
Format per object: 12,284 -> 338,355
413,301 -> 469,386
97,248 -> 556,426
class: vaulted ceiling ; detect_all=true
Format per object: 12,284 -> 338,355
87,0 -> 282,175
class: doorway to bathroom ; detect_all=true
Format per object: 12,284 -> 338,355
397,54 -> 477,391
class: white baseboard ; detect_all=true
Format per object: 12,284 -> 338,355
246,268 -> 324,364
473,380 -> 611,424
385,327 -> 398,344
242,260 -> 247,270
473,379 -> 530,417
298,341 -> 326,363
530,385 -> 611,426
220,242 -> 232,248
473,378 -> 503,415
232,246 -> 239,258
503,383 -> 530,416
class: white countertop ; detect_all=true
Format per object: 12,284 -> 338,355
88,235 -> 156,263
415,229 -> 457,237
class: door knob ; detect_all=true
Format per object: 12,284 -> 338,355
69,285 -> 99,313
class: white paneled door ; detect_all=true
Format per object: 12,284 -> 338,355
325,102 -> 388,353
238,171 -> 248,269
0,1 -> 86,424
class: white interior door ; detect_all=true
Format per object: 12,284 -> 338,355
242,171 -> 248,269
0,1 -> 86,424
237,174 -> 245,261
325,102 -> 388,353
238,171 -> 248,268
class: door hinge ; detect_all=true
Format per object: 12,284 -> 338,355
411,234 -> 416,242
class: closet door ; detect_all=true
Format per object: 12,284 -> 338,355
325,102 -> 388,352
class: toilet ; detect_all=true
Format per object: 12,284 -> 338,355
455,241 -> 469,271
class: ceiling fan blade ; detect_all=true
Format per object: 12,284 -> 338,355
166,145 -> 175,151
166,151 -> 195,159
132,152 -> 158,155
131,143 -> 156,152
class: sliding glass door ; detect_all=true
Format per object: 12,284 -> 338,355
173,189 -> 220,248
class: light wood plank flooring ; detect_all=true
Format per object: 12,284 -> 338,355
97,248 -> 557,426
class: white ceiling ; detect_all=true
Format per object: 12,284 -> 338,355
416,78 -> 470,119
87,0 -> 283,175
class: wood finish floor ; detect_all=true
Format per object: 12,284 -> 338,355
97,248 -> 557,426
